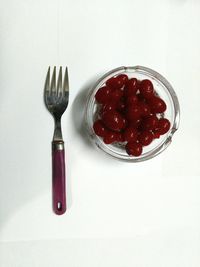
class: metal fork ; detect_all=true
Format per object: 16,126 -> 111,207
44,66 -> 69,215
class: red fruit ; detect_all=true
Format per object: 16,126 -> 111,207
129,118 -> 142,129
95,86 -> 112,104
123,127 -> 138,142
125,78 -> 138,96
103,131 -> 118,144
126,95 -> 139,106
140,102 -> 151,117
116,132 -> 125,142
138,131 -> 154,146
156,118 -> 171,135
102,111 -> 126,132
117,74 -> 128,85
106,76 -> 124,90
140,79 -> 154,99
126,105 -> 141,121
101,102 -> 116,114
142,115 -> 159,130
148,96 -> 167,113
153,131 -> 160,139
93,120 -> 107,137
125,142 -> 143,156
117,98 -> 126,113
111,88 -> 124,102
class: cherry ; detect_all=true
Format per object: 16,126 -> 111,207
156,118 -> 171,135
103,131 -> 118,144
116,132 -> 125,142
117,74 -> 128,85
106,75 -> 125,90
139,102 -> 151,117
102,111 -> 126,132
111,88 -> 124,102
142,115 -> 159,130
93,120 -> 107,137
125,142 -> 143,156
126,105 -> 141,121
148,96 -> 167,113
123,127 -> 138,142
125,78 -> 138,96
95,86 -> 112,104
138,131 -> 154,146
153,131 -> 160,139
117,98 -> 126,113
101,102 -> 116,114
126,95 -> 139,106
129,118 -> 142,129
139,79 -> 154,99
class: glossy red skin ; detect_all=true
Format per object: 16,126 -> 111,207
106,75 -> 126,90
153,131 -> 160,139
116,132 -> 125,142
139,79 -> 154,99
129,118 -> 142,129
103,131 -> 118,144
93,120 -> 107,137
125,78 -> 138,96
126,95 -> 139,106
123,127 -> 138,142
117,74 -> 128,85
139,102 -> 151,117
95,86 -> 112,104
142,115 -> 159,131
125,142 -> 143,156
102,111 -> 126,132
117,98 -> 126,113
138,131 -> 154,146
156,118 -> 171,134
126,105 -> 141,121
148,96 -> 167,113
111,88 -> 124,102
101,102 -> 116,114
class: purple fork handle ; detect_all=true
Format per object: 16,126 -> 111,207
52,141 -> 66,215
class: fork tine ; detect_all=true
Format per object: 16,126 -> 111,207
50,66 -> 56,93
57,66 -> 62,96
45,66 -> 50,93
63,67 -> 69,93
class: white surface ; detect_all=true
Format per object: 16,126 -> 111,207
0,0 -> 200,266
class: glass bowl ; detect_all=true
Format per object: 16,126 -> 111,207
85,66 -> 180,162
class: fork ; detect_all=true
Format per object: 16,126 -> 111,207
44,66 -> 69,215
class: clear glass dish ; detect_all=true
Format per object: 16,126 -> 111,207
85,66 -> 180,162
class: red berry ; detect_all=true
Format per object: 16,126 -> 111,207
148,96 -> 167,113
129,118 -> 142,129
95,86 -> 112,104
156,118 -> 171,135
117,74 -> 128,85
125,78 -> 138,96
139,102 -> 151,117
117,98 -> 126,113
111,88 -> 124,102
153,131 -> 160,139
140,79 -> 154,99
126,95 -> 139,106
123,127 -> 138,142
93,120 -> 107,137
116,132 -> 125,142
126,105 -> 141,121
101,102 -> 116,114
103,131 -> 118,144
102,111 -> 126,132
106,76 -> 124,90
125,142 -> 143,156
142,115 -> 159,130
138,131 -> 154,146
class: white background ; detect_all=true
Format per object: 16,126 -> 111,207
0,0 -> 200,266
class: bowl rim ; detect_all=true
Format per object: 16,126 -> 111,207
85,65 -> 180,162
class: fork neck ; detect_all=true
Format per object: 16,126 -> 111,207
53,117 -> 63,141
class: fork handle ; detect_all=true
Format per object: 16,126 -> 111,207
52,141 -> 66,215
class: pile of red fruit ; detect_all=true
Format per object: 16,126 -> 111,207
93,74 -> 171,157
